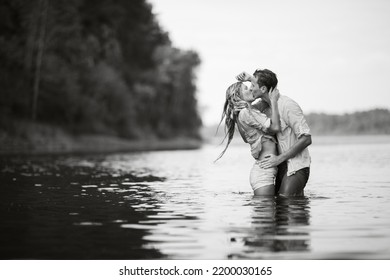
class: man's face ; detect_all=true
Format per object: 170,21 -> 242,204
250,76 -> 262,99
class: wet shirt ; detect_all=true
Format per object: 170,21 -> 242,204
276,95 -> 311,176
237,107 -> 273,159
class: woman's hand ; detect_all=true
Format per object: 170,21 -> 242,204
269,87 -> 280,102
236,72 -> 254,82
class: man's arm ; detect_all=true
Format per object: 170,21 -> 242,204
268,88 -> 280,133
259,135 -> 311,168
259,98 -> 312,168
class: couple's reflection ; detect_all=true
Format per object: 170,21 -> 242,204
244,196 -> 311,255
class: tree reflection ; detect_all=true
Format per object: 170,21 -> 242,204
0,155 -> 165,259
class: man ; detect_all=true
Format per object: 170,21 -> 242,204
236,69 -> 312,196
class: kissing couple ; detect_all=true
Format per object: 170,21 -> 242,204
217,68 -> 312,197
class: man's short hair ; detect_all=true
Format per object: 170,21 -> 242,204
253,69 -> 278,90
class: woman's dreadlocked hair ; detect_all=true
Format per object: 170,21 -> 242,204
215,82 -> 248,162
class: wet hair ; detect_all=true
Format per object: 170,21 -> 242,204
215,82 -> 246,162
253,69 -> 278,91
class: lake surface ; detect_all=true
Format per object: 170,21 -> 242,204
1,135 -> 390,259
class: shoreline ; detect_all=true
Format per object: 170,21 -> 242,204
203,133 -> 390,147
0,123 -> 202,156
0,134 -> 202,156
2,119 -> 389,156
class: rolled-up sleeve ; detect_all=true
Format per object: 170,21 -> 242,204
247,109 -> 270,132
285,99 -> 311,138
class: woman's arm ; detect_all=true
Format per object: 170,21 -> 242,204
236,72 -> 258,102
236,71 -> 256,83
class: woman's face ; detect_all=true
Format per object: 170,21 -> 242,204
240,83 -> 255,102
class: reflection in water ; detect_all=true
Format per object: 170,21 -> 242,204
0,156 -> 168,259
2,139 -> 390,259
229,196 -> 311,259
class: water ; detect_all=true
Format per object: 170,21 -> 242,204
1,136 -> 390,259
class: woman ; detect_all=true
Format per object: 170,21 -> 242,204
216,81 -> 280,196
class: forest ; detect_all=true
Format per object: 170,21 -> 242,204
306,109 -> 390,135
203,108 -> 390,142
0,0 -> 202,143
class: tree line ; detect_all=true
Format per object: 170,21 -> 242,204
202,108 -> 390,141
0,0 -> 202,139
306,108 -> 390,135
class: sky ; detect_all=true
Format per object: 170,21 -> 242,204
148,0 -> 390,126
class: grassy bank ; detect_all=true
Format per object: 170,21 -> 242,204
0,120 -> 202,155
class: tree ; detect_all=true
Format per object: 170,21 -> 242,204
0,0 -> 202,140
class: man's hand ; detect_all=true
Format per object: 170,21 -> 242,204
236,71 -> 253,82
269,87 -> 280,102
259,154 -> 282,169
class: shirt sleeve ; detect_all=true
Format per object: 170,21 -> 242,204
240,109 -> 270,132
284,99 -> 311,138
